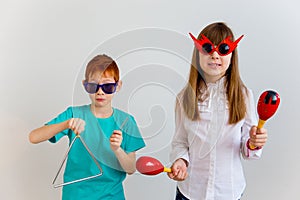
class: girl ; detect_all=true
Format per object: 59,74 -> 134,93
168,22 -> 268,200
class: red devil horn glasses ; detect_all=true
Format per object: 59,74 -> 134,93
189,32 -> 244,56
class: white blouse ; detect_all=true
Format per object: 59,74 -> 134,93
170,77 -> 262,200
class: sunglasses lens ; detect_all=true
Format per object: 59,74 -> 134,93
218,43 -> 230,55
84,83 -> 98,94
102,83 -> 117,94
202,43 -> 213,54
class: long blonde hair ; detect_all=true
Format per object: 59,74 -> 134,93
182,22 -> 247,124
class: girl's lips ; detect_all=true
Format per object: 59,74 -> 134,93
208,63 -> 221,67
96,98 -> 105,101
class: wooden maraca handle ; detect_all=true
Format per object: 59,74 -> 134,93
257,119 -> 266,129
163,167 -> 172,173
249,119 -> 266,149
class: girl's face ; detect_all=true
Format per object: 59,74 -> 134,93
199,50 -> 232,83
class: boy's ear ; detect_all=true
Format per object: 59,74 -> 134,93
116,80 -> 122,92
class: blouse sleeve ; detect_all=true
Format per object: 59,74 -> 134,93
170,96 -> 190,164
241,89 -> 263,159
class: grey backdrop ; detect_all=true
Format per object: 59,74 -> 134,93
1,0 -> 299,199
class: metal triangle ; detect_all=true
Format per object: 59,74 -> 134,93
52,135 -> 103,188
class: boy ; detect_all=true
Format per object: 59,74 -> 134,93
29,54 -> 145,199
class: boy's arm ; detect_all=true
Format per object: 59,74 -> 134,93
29,120 -> 71,144
110,130 -> 136,174
114,148 -> 136,174
29,118 -> 86,144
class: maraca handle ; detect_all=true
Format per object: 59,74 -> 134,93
257,119 -> 266,129
249,119 -> 266,149
163,167 -> 172,173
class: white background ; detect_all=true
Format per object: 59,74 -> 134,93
1,0 -> 299,199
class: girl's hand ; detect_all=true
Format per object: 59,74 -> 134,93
167,158 -> 188,181
110,130 -> 123,152
249,126 -> 268,148
68,118 -> 86,135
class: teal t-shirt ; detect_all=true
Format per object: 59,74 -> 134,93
47,105 -> 145,200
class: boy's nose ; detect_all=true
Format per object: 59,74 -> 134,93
96,87 -> 105,95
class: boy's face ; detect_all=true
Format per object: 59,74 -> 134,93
84,72 -> 121,109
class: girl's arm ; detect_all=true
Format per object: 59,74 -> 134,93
110,130 -> 136,174
170,97 -> 190,165
29,118 -> 85,144
241,89 -> 264,159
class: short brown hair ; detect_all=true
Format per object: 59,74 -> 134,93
84,54 -> 119,82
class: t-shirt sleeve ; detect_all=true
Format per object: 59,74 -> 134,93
46,107 -> 73,143
122,116 -> 145,153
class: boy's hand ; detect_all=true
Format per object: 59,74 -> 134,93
110,130 -> 123,151
168,158 -> 188,181
249,126 -> 268,149
68,118 -> 86,135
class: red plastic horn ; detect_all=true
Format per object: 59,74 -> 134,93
136,156 -> 171,175
257,90 -> 280,128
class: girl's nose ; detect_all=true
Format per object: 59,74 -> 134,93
211,51 -> 220,59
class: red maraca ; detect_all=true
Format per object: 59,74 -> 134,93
257,90 -> 280,127
249,90 -> 280,149
136,156 -> 171,175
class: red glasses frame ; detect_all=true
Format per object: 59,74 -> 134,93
189,33 -> 244,56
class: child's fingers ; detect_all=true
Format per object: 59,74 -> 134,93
110,131 -> 123,150
71,118 -> 79,130
168,159 -> 189,181
68,118 -> 74,129
250,132 -> 267,141
110,131 -> 122,141
252,138 -> 267,146
173,168 -> 188,181
167,172 -> 175,179
253,138 -> 267,143
112,130 -> 122,136
176,170 -> 184,180
171,166 -> 179,177
179,171 -> 188,180
110,135 -> 120,142
250,126 -> 267,136
73,118 -> 80,133
73,118 -> 81,134
255,135 -> 268,141
256,127 -> 267,134
69,118 -> 85,134
76,120 -> 85,134
250,133 -> 267,147
249,126 -> 257,136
